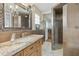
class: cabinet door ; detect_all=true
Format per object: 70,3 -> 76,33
24,44 -> 35,56
14,51 -> 24,56
37,46 -> 41,56
34,45 -> 41,56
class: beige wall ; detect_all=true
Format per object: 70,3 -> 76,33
67,4 -> 79,28
63,4 -> 79,55
32,5 -> 44,30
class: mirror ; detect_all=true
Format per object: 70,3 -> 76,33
4,3 -> 32,29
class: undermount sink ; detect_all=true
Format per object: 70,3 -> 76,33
15,37 -> 32,43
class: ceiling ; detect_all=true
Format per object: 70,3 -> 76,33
22,3 -> 59,14
34,3 -> 58,14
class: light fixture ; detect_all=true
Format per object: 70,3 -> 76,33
15,5 -> 18,9
10,5 -> 13,9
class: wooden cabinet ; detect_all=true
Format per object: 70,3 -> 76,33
23,44 -> 35,56
14,39 -> 43,56
23,39 -> 42,56
14,50 -> 24,56
36,45 -> 41,56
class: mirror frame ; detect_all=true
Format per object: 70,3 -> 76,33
3,3 -> 32,30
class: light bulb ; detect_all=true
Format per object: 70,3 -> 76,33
16,5 -> 18,9
10,5 -> 13,9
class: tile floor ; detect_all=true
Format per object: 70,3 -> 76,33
42,41 -> 63,56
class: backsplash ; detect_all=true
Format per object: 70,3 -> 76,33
0,31 -> 32,43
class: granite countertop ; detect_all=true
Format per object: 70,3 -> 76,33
0,35 -> 44,56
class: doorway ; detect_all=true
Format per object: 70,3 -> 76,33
52,6 -> 63,49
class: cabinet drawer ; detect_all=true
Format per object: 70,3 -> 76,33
24,44 -> 35,56
34,39 -> 42,47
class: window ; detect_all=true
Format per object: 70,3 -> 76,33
35,13 -> 40,30
35,13 -> 40,24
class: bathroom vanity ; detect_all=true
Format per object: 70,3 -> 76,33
14,37 -> 43,56
0,35 -> 44,56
